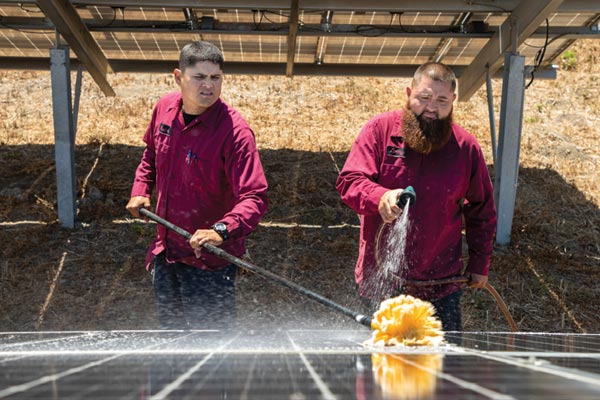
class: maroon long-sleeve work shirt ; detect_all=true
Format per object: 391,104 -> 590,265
131,93 -> 268,270
336,110 -> 497,301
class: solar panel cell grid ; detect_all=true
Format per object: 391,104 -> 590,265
0,331 -> 599,399
1,2 -> 599,397
1,3 -> 597,79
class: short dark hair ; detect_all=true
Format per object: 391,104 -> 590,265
179,41 -> 224,71
412,62 -> 456,92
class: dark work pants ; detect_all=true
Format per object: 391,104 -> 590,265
361,289 -> 463,332
431,290 -> 462,332
152,254 -> 237,330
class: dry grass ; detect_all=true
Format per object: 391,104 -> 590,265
0,40 -> 598,333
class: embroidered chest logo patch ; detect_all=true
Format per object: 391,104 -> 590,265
386,145 -> 406,158
159,123 -> 171,136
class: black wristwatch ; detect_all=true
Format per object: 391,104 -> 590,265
211,222 -> 229,241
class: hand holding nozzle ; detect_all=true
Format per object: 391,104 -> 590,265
378,186 -> 417,223
397,186 -> 416,208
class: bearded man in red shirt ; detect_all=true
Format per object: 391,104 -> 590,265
336,62 -> 497,331
126,41 -> 268,330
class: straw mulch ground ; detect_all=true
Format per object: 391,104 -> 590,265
0,40 -> 598,333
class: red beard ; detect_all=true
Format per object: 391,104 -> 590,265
401,105 -> 453,154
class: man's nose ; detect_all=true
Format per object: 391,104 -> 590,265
425,100 -> 438,111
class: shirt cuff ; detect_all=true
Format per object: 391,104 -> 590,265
131,182 -> 153,198
465,252 -> 490,276
365,186 -> 389,215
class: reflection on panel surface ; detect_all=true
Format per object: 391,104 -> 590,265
1,331 -> 599,399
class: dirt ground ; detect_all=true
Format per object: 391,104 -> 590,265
0,41 -> 598,334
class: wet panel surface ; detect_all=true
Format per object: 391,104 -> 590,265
1,331 -> 599,399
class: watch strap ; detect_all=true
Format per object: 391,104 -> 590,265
211,222 -> 229,241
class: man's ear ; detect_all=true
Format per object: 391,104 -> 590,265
406,86 -> 412,97
173,68 -> 182,85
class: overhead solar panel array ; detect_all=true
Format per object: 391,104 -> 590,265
0,6 -> 594,63
0,1 -> 598,99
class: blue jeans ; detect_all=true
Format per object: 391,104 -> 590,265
152,254 -> 237,330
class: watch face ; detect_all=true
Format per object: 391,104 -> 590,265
213,223 -> 229,240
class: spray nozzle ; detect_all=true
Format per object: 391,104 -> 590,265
397,186 -> 416,208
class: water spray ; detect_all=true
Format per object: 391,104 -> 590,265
377,185 -> 517,333
137,208 -> 459,345
374,186 -> 416,269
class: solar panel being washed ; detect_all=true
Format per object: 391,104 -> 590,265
0,331 -> 599,399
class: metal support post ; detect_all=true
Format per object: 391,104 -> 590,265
494,52 -> 526,245
50,45 -> 77,228
486,67 -> 497,166
73,65 -> 83,132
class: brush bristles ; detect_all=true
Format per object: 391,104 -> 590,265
367,295 -> 444,346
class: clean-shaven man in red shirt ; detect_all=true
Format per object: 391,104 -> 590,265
127,41 -> 268,329
336,62 -> 497,331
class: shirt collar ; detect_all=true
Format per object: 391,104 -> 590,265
194,98 -> 223,129
165,94 -> 223,129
